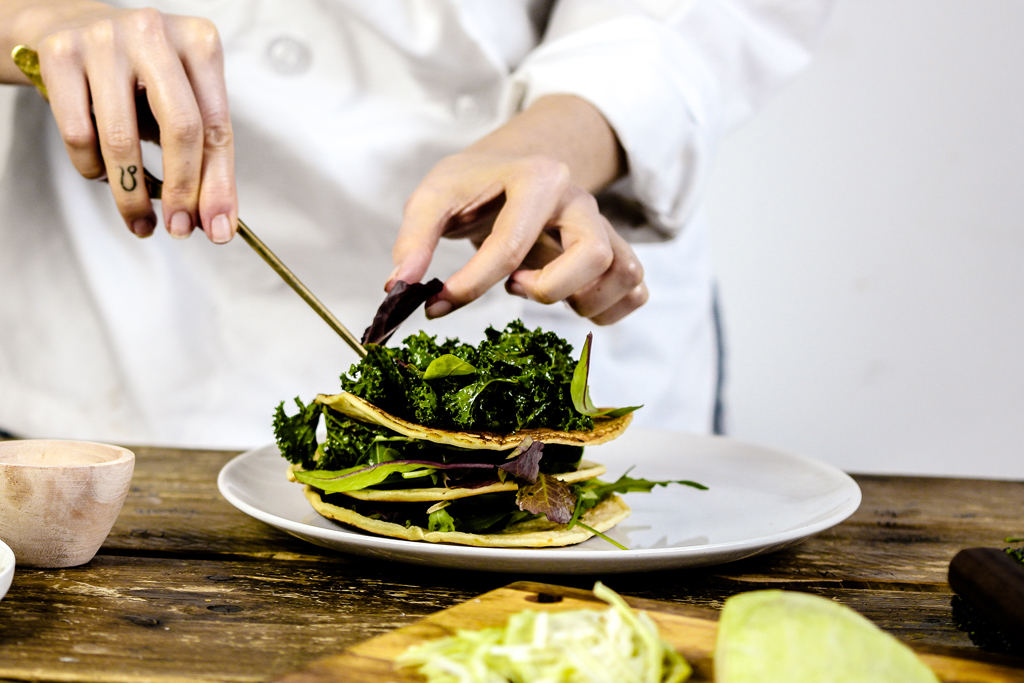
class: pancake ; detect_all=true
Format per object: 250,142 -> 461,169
315,392 -> 633,450
288,460 -> 607,501
303,487 -> 631,548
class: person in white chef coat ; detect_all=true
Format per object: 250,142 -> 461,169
0,1 -> 832,448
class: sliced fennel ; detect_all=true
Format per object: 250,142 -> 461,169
396,582 -> 690,683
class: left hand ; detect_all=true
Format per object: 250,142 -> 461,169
388,95 -> 648,326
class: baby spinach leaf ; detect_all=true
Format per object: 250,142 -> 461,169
427,507 -> 456,533
361,278 -> 444,346
516,473 -> 575,524
570,333 -> 642,419
423,354 -> 477,380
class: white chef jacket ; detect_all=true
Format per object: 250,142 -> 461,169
0,0 -> 831,448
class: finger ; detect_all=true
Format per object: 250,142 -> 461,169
563,225 -> 644,318
85,43 -> 156,237
588,283 -> 650,325
38,35 -> 105,180
507,188 -> 613,305
437,159 -> 569,312
390,186 -> 453,291
171,17 -> 237,244
128,14 -> 205,240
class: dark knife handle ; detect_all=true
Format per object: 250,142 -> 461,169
949,547 -> 1024,647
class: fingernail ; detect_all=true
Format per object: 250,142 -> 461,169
425,299 -> 453,319
169,211 -> 192,239
385,264 -> 402,292
132,217 -> 155,238
505,279 -> 527,299
211,214 -> 232,244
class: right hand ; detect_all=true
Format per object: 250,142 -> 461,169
12,1 -> 237,241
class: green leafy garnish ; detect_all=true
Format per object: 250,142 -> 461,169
427,507 -> 456,533
422,354 -> 477,380
340,321 -> 594,433
570,333 -> 641,419
272,398 -> 321,469
294,462 -> 437,494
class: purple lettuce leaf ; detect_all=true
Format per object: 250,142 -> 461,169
515,472 -> 576,524
361,279 -> 444,346
498,438 -> 544,484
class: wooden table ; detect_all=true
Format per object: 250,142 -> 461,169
0,445 -> 1022,682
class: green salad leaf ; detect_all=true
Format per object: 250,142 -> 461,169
340,321 -> 594,433
294,462 -> 438,494
570,333 -> 642,419
423,354 -> 477,380
272,398 -> 321,469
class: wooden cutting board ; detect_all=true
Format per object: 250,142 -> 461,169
273,581 -> 1024,683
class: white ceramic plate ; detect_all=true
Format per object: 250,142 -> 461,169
0,538 -> 14,601
218,429 -> 861,574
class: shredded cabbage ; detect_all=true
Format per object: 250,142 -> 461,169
396,583 -> 691,683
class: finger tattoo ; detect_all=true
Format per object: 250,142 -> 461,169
119,165 -> 138,192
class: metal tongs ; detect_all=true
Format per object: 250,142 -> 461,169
12,45 -> 367,358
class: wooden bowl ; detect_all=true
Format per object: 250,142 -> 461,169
0,440 -> 135,568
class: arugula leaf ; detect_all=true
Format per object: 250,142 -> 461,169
570,333 -> 642,419
361,278 -> 444,346
422,354 -> 477,380
498,438 -> 544,483
583,470 -> 708,501
516,473 -> 576,524
273,398 -> 321,469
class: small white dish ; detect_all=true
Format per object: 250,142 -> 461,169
0,538 -> 14,601
219,428 -> 861,574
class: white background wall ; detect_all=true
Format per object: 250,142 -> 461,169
705,0 -> 1024,478
1,1 -> 1021,478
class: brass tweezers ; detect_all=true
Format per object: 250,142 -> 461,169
12,45 -> 368,358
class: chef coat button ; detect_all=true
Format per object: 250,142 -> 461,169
454,94 -> 481,120
266,36 -> 312,76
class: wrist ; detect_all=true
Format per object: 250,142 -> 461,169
470,94 -> 624,193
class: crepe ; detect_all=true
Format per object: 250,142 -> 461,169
288,460 -> 607,502
304,486 -> 631,548
315,392 -> 633,450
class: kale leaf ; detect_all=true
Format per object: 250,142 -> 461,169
273,398 -> 321,469
340,320 -> 594,433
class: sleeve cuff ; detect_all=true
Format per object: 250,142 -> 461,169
505,16 -> 722,239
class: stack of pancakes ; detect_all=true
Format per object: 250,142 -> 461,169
287,391 -> 634,547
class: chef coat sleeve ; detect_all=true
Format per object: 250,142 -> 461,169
505,0 -> 834,240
